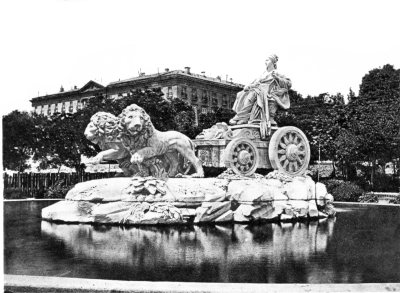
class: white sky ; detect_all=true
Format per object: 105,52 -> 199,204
0,0 -> 399,115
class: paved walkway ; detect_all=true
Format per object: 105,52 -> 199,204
4,275 -> 400,293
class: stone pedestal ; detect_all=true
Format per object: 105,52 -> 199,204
42,175 -> 336,225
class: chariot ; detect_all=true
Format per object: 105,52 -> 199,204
193,123 -> 311,177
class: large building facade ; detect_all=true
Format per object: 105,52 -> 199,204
30,67 -> 244,117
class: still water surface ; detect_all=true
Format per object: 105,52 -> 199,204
4,201 -> 400,283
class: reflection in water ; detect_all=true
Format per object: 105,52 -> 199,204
4,201 -> 400,283
39,219 -> 335,283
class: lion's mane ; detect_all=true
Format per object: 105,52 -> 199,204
89,112 -> 120,146
117,104 -> 155,154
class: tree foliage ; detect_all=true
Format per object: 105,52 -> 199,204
2,111 -> 38,171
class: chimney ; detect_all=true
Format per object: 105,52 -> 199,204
74,85 -> 77,90
165,68 -> 169,72
230,78 -> 233,83
184,67 -> 191,74
216,76 -> 221,81
201,71 -> 206,76
60,85 -> 64,92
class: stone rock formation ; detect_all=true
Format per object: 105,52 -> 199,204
42,172 -> 336,225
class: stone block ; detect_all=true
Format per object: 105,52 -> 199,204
284,180 -> 309,200
281,213 -> 294,221
263,178 -> 284,189
250,204 -> 274,220
227,179 -> 278,203
316,182 -> 328,206
66,178 -> 132,202
318,211 -> 329,219
93,201 -> 129,214
166,178 -> 227,203
233,204 -> 255,222
308,200 -> 319,218
42,200 -> 95,223
194,201 -> 231,223
304,176 -> 316,200
288,200 -> 309,217
215,210 -> 233,222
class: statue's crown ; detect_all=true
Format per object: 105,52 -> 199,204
268,54 -> 278,64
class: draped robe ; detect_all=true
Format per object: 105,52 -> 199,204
232,72 -> 292,138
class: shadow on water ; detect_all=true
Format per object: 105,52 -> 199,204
4,201 -> 400,283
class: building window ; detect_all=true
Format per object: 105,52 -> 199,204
202,107 -> 208,114
61,103 -> 66,113
181,87 -> 187,99
47,104 -> 52,116
202,91 -> 208,104
168,87 -> 173,99
193,106 -> 198,126
192,89 -> 198,102
222,94 -> 228,107
77,100 -> 83,110
41,106 -> 46,115
68,102 -> 73,113
212,93 -> 218,105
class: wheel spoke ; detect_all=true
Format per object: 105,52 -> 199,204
283,136 -> 290,145
279,155 -> 287,162
278,149 -> 286,155
297,142 -> 304,149
296,156 -> 303,165
298,150 -> 306,156
288,133 -> 293,143
293,161 -> 299,171
283,159 -> 289,169
279,142 -> 287,149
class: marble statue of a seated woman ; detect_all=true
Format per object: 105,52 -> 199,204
229,54 -> 292,137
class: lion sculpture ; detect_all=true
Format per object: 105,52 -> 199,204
84,112 -> 137,176
118,104 -> 204,178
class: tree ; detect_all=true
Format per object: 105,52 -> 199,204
339,64 -> 400,187
198,107 -> 235,131
2,110 -> 38,171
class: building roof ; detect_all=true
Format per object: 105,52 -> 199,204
109,69 -> 244,88
31,80 -> 105,102
31,70 -> 243,104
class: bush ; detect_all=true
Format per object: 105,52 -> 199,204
371,174 -> 399,192
358,193 -> 379,203
44,180 -> 74,199
321,179 -> 365,202
3,188 -> 27,200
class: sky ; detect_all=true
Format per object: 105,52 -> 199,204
0,0 -> 399,115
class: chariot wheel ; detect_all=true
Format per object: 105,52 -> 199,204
268,126 -> 310,176
224,138 -> 259,176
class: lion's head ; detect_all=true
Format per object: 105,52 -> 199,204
117,104 -> 154,152
84,112 -> 120,147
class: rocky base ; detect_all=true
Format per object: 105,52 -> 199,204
42,172 -> 336,225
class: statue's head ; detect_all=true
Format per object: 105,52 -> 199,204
118,104 -> 151,137
84,112 -> 120,145
266,54 -> 278,71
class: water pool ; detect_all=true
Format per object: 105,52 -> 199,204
4,201 -> 400,283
